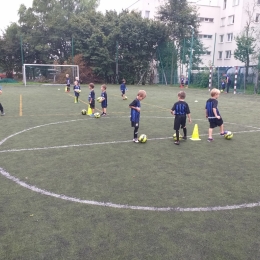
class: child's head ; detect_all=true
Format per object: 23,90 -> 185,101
122,79 -> 126,83
210,88 -> 220,98
66,74 -> 69,78
137,90 -> 147,100
178,91 -> 186,100
89,83 -> 94,90
101,84 -> 106,91
74,80 -> 78,85
75,76 -> 79,80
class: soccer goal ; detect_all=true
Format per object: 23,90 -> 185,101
22,64 -> 79,86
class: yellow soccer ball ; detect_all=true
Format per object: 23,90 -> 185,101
224,131 -> 233,140
97,97 -> 102,103
138,134 -> 147,143
173,133 -> 183,141
94,112 -> 101,118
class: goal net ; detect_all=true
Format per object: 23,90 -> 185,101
22,64 -> 79,86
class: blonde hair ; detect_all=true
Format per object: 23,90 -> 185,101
137,90 -> 147,98
210,88 -> 220,97
66,74 -> 69,77
178,91 -> 186,99
101,84 -> 107,90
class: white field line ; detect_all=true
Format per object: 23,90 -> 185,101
1,118 -> 260,212
1,167 -> 260,212
0,129 -> 260,154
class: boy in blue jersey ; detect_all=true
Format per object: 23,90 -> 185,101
205,88 -> 227,142
221,79 -> 226,92
73,80 -> 81,103
120,79 -> 127,100
171,91 -> 191,145
0,86 -> 5,115
88,83 -> 95,117
129,90 -> 147,143
100,84 -> 107,116
65,74 -> 71,92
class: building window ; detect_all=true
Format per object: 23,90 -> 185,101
255,13 -> 260,23
199,34 -> 213,39
145,10 -> 150,18
225,50 -> 231,59
223,0 -> 227,9
205,51 -> 211,55
220,35 -> 224,42
227,33 -> 233,42
233,0 -> 239,6
199,17 -> 214,22
221,17 -> 225,26
218,51 -> 223,59
228,15 -> 235,24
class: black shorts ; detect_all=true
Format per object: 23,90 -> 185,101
66,84 -> 70,87
174,115 -> 186,130
101,104 -> 107,108
131,121 -> 139,128
209,118 -> 223,128
89,101 -> 95,109
121,90 -> 125,95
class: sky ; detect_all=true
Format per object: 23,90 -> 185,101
0,0 -> 137,32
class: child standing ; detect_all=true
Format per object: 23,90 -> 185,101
65,74 -> 71,92
185,77 -> 189,88
88,83 -> 95,117
100,84 -> 107,116
73,80 -> 81,103
129,90 -> 147,143
0,86 -> 4,116
120,79 -> 127,100
205,88 -> 227,142
171,91 -> 191,145
221,79 -> 226,92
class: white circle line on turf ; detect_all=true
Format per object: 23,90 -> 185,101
0,167 -> 260,212
1,118 -> 260,212
1,129 -> 260,154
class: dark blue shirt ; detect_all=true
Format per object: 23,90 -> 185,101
101,91 -> 107,107
205,98 -> 220,119
129,99 -> 141,123
66,78 -> 70,85
172,101 -> 190,116
88,90 -> 95,102
120,83 -> 126,91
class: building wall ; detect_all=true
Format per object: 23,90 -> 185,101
129,0 -> 260,68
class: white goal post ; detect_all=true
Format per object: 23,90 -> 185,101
22,64 -> 79,86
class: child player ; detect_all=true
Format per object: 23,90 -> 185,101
129,90 -> 147,143
65,74 -> 71,92
205,88 -> 227,142
0,86 -> 5,116
73,80 -> 81,103
171,91 -> 191,145
88,83 -> 95,117
120,79 -> 127,100
221,79 -> 226,92
100,84 -> 107,116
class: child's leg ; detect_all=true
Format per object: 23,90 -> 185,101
219,124 -> 224,133
208,128 -> 213,139
176,130 -> 180,141
0,103 -> 3,113
134,126 -> 139,139
103,108 -> 106,114
183,127 -> 187,138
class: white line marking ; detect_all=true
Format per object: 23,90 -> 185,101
1,118 -> 260,212
1,167 -> 260,212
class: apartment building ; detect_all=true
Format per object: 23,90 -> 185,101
128,0 -> 260,68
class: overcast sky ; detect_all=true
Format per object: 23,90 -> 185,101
0,0 -> 136,32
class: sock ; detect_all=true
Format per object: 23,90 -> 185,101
183,128 -> 187,137
176,130 -> 179,141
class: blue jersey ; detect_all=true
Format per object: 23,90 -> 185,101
101,91 -> 107,107
88,90 -> 95,102
73,85 -> 80,96
66,78 -> 70,85
120,83 -> 126,91
129,98 -> 141,123
172,101 -> 190,116
205,98 -> 220,119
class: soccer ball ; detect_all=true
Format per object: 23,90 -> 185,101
221,89 -> 223,93
224,131 -> 233,140
97,97 -> 102,103
75,89 -> 81,93
81,109 -> 87,115
173,133 -> 183,141
94,112 -> 101,118
138,134 -> 147,143
123,96 -> 127,100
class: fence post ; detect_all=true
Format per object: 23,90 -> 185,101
208,66 -> 212,91
234,66 -> 238,94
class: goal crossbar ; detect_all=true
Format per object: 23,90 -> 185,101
23,64 -> 79,86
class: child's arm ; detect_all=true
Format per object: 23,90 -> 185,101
187,113 -> 192,123
129,106 -> 140,112
170,110 -> 175,115
205,108 -> 208,118
213,108 -> 220,119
